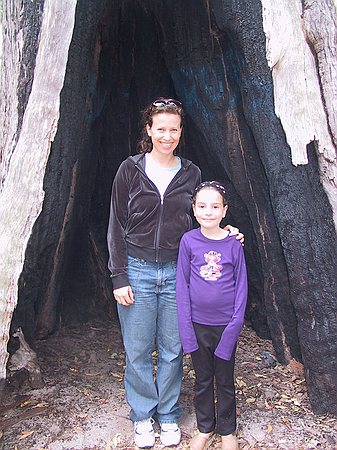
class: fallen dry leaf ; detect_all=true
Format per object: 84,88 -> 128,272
32,402 -> 48,409
111,372 -> 123,381
236,377 -> 247,387
18,430 -> 34,440
19,400 -> 33,408
264,399 -> 273,410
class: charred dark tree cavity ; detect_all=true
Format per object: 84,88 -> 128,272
11,0 -> 337,414
17,0 -> 45,131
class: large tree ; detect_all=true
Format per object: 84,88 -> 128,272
0,0 -> 336,414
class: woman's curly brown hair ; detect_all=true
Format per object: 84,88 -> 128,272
137,97 -> 185,154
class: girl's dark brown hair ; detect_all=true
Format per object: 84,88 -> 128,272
193,181 -> 228,206
137,97 -> 185,154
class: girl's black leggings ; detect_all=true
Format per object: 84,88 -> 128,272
191,322 -> 237,436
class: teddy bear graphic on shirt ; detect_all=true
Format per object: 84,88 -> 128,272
199,250 -> 223,280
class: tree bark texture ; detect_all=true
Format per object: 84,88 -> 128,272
262,0 -> 337,220
261,0 -> 337,414
0,0 -> 336,414
0,0 -> 77,379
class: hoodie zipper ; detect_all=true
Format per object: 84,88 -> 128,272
135,156 -> 188,262
154,167 -> 186,261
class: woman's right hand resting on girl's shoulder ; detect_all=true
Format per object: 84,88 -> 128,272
113,286 -> 134,306
224,224 -> 245,245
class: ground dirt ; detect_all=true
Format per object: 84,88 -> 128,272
0,318 -> 336,450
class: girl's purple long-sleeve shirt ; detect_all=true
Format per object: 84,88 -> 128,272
176,228 -> 248,360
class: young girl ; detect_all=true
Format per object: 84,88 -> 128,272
176,181 -> 248,450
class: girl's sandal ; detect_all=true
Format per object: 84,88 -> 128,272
189,430 -> 214,450
221,432 -> 239,450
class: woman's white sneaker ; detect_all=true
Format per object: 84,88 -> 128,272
134,418 -> 155,448
160,423 -> 181,446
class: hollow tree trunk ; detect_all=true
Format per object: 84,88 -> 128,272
0,0 -> 336,415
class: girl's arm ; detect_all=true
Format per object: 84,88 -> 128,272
215,243 -> 248,360
176,235 -> 199,353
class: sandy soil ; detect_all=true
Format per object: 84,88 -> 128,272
1,318 -> 336,450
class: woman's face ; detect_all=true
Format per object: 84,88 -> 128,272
146,113 -> 182,157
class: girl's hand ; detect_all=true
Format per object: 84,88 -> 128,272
224,224 -> 245,245
113,286 -> 134,306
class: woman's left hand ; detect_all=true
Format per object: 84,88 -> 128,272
224,224 -> 244,245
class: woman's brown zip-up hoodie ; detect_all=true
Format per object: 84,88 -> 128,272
107,153 -> 201,289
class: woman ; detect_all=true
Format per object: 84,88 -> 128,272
107,98 -> 242,448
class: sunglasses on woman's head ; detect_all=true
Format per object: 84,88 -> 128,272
152,99 -> 183,108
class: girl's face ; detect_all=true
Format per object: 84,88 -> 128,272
193,188 -> 228,232
146,113 -> 182,157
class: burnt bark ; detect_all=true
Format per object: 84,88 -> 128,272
0,0 -> 77,377
1,0 -> 336,414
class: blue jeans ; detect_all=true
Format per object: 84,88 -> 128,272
117,257 -> 182,424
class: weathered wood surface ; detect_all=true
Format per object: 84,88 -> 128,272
0,0 -> 77,380
8,327 -> 44,389
261,0 -> 337,413
262,0 -> 337,223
